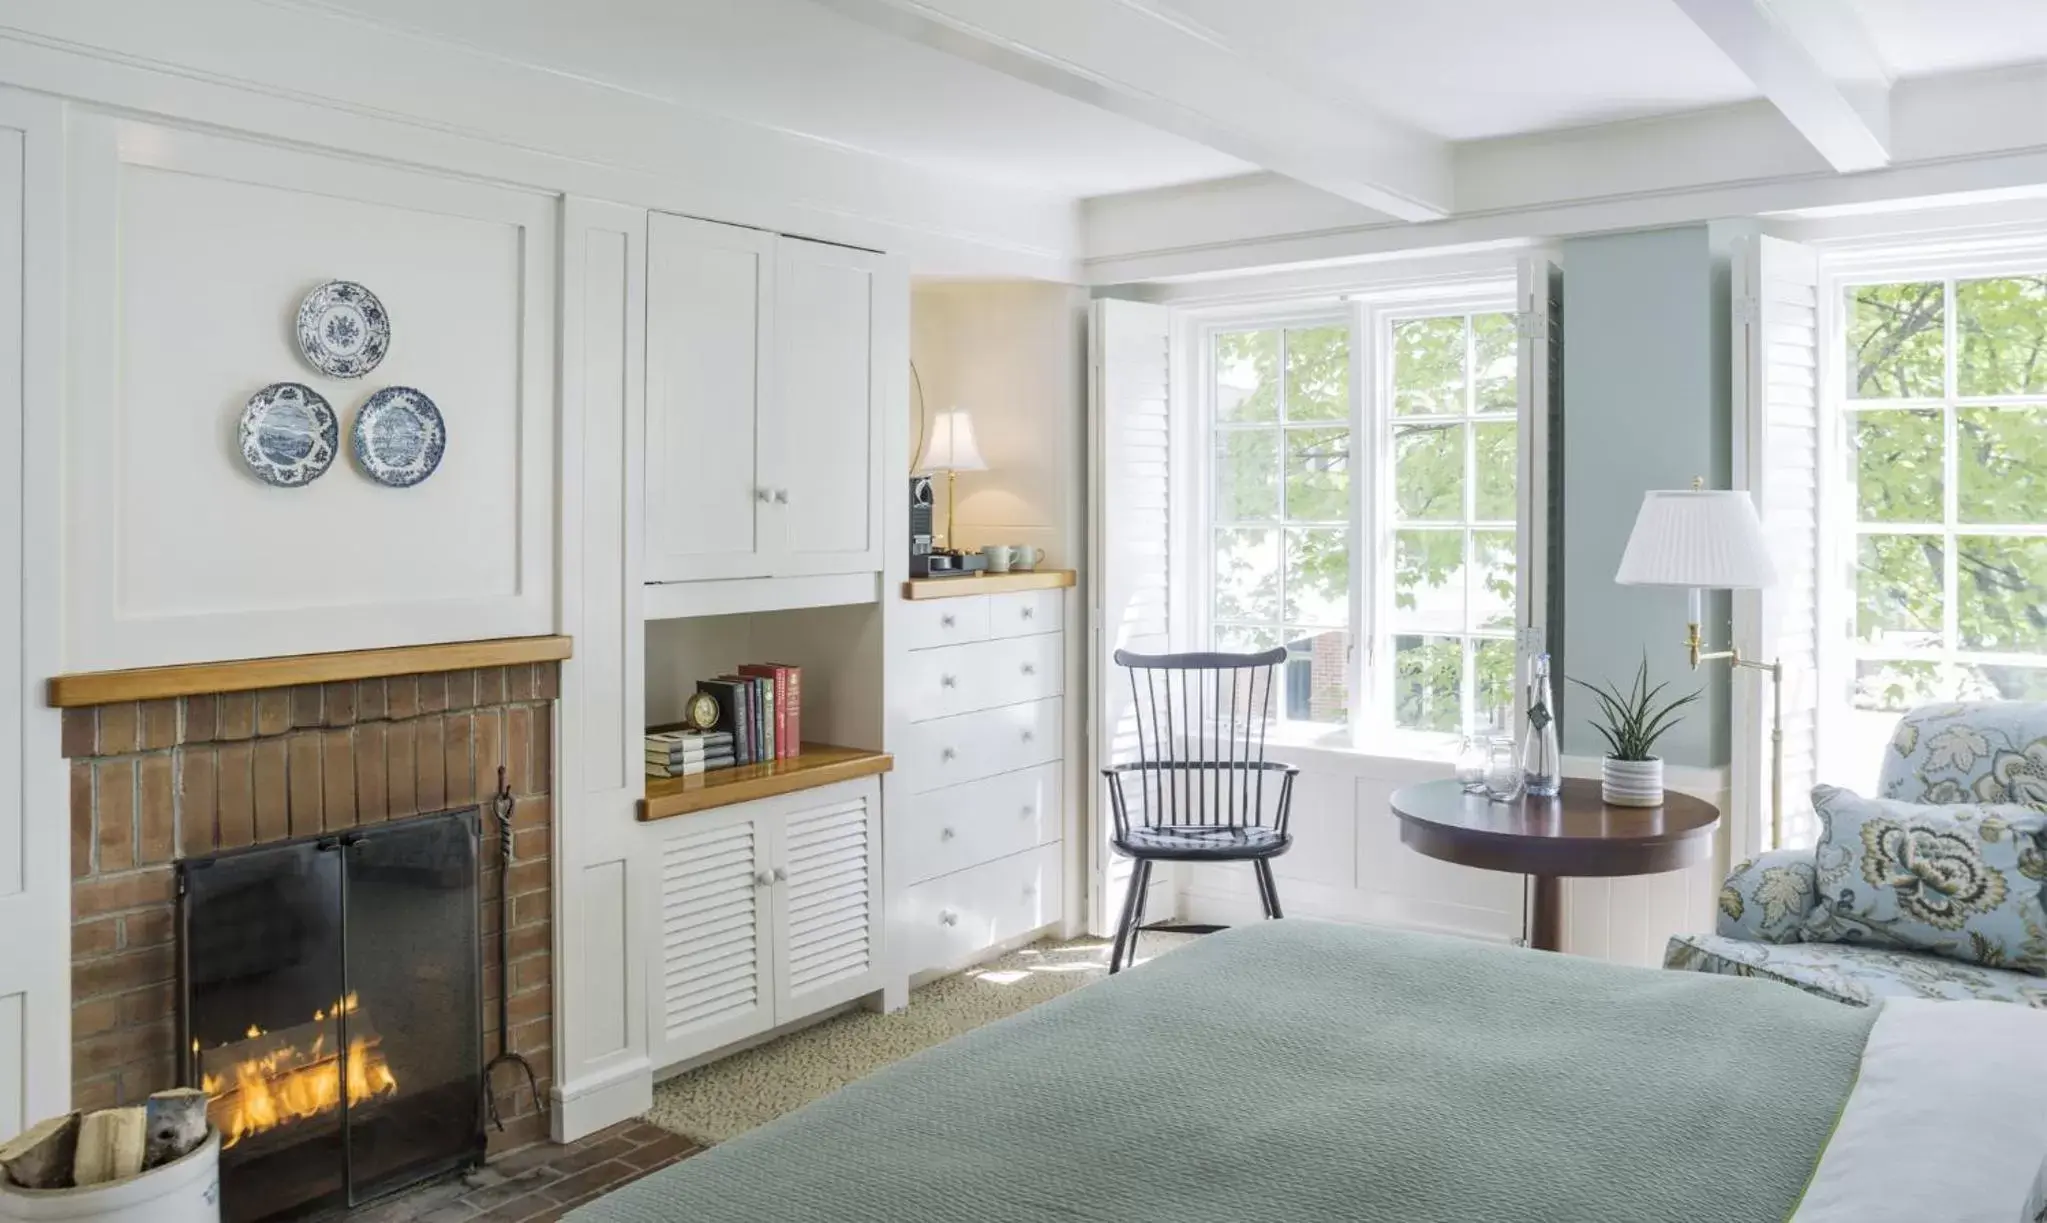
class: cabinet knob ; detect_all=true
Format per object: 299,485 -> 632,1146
1021,730 -> 1034,743
1020,663 -> 1036,676
756,487 -> 773,503
940,826 -> 955,841
755,870 -> 773,887
1021,607 -> 1034,620
1020,805 -> 1034,819
940,910 -> 959,927
940,613 -> 955,628
774,488 -> 789,504
772,866 -> 788,883
940,746 -> 957,762
940,674 -> 957,689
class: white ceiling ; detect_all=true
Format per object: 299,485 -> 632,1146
1857,0 -> 2047,76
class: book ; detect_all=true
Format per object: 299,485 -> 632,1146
694,680 -> 748,762
716,675 -> 757,764
645,754 -> 735,779
763,663 -> 802,757
741,664 -> 793,759
645,730 -> 734,762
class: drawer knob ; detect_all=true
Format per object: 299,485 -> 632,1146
940,910 -> 959,927
1020,662 -> 1036,676
1021,730 -> 1035,743
1020,805 -> 1034,819
940,826 -> 956,841
755,870 -> 773,887
1022,884 -> 1037,898
772,866 -> 788,883
1021,607 -> 1034,620
940,674 -> 957,689
774,488 -> 789,504
940,613 -> 955,628
940,747 -> 957,762
756,487 -> 773,503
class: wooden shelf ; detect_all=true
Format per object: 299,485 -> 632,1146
639,743 -> 893,821
48,635 -> 575,707
900,568 -> 1076,601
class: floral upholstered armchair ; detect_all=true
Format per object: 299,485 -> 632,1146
1664,701 -> 2047,1007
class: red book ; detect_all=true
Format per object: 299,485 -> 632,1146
764,663 -> 802,758
739,664 -> 791,759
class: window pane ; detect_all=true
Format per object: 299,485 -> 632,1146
1393,422 -> 1463,521
1854,410 -> 1942,524
1473,421 -> 1516,521
1958,536 -> 2047,653
1472,638 -> 1517,734
1958,276 -> 2047,397
1958,407 -> 2047,524
1393,317 -> 1466,416
1393,635 -> 1463,734
1472,312 -> 1517,413
1214,330 -> 1278,423
1394,529 -> 1465,631
1854,660 -> 1992,712
1471,530 -> 1517,630
1214,624 -> 1279,653
1283,326 -> 1348,422
1283,427 -> 1348,521
1284,628 -> 1350,727
1214,528 -> 1280,623
1213,429 -> 1278,523
1845,282 -> 1945,400
1857,534 -> 1943,648
1284,527 -> 1348,627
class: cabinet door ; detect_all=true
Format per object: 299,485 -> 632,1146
651,806 -> 776,1070
645,213 -> 775,582
768,781 -> 881,1018
767,237 -> 888,576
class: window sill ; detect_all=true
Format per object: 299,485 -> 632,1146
1251,725 -> 1465,775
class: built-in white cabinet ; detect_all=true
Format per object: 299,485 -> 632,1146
644,213 -> 890,589
651,776 -> 883,1071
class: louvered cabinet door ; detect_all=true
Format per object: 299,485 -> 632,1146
654,806 -> 776,1068
768,778 -> 882,1018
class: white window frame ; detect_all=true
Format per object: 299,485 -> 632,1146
1815,235 -> 2047,784
1174,279 -> 1518,755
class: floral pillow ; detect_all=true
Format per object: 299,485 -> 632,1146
1802,784 -> 2047,976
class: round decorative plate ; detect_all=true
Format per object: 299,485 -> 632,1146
295,280 -> 390,379
353,386 -> 445,488
239,382 -> 339,487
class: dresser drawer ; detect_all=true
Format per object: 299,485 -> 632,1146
898,763 -> 1062,886
897,842 -> 1063,975
904,634 -> 1063,722
900,698 -> 1061,793
988,589 -> 1063,639
902,596 -> 989,652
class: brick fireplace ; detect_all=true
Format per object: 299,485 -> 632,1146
60,662 -> 558,1157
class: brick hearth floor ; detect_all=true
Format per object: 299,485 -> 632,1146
346,1122 -> 701,1223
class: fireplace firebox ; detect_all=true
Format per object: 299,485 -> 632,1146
178,809 -> 486,1223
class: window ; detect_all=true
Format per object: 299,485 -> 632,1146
1833,273 -> 2047,784
1194,289 -> 1523,744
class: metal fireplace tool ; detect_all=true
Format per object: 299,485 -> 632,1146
483,766 -> 547,1132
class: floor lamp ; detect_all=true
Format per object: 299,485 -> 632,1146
1614,484 -> 1785,846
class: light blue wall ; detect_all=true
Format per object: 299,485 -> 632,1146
1559,225 -> 1736,768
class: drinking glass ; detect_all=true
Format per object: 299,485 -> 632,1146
1482,736 -> 1524,802
1455,734 -> 1490,794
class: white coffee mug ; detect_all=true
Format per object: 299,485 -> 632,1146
1009,546 -> 1046,571
981,544 -> 1013,573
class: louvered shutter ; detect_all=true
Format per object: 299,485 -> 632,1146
1733,235 -> 1822,853
654,809 -> 774,1066
1087,298 -> 1175,937
772,789 -> 880,1015
1517,256 -> 1565,707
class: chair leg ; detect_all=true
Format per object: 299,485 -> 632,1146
1124,859 -> 1155,967
1107,858 -> 1146,975
1254,859 -> 1284,920
1250,858 -> 1273,918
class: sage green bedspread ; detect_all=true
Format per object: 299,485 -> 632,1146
573,920 -> 1878,1223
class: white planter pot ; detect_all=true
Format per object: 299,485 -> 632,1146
1601,756 -> 1664,807
0,1132 -> 220,1223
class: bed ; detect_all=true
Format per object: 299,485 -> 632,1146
571,919 -> 2047,1223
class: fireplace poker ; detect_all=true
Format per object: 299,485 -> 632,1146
483,766 -> 547,1131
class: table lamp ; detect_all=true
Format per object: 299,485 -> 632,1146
1614,481 -> 1785,844
914,407 -> 987,553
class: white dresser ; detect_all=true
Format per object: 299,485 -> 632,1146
892,586 -> 1068,974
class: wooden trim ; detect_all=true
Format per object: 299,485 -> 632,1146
901,569 -> 1077,601
47,635 -> 575,707
640,744 -> 893,821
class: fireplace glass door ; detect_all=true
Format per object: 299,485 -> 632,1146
181,810 -> 484,1223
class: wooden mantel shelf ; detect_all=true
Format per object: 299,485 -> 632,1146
640,744 -> 893,821
48,635 -> 575,707
901,568 -> 1076,601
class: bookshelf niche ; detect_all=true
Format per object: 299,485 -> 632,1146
641,602 -> 889,820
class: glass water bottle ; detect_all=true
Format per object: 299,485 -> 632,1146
1522,653 -> 1563,797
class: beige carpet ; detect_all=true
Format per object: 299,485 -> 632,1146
642,932 -> 1193,1145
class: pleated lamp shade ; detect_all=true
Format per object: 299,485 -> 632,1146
1615,490 -> 1777,590
915,408 -> 989,474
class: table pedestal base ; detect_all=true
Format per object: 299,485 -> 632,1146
1528,875 -> 1562,952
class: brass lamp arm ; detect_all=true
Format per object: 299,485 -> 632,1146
1681,621 -> 1785,849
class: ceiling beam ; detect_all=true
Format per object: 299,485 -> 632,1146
809,0 -> 1451,221
1670,0 -> 1890,173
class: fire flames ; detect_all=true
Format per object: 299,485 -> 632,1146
199,992 -> 400,1149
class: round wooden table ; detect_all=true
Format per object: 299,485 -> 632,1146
1389,777 -> 1720,952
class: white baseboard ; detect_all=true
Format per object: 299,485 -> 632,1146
551,1056 -> 653,1143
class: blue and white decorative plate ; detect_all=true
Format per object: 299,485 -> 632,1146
239,382 -> 339,487
353,386 -> 445,488
295,280 -> 390,379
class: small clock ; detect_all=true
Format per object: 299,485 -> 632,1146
684,691 -> 722,732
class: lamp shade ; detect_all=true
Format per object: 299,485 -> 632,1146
1614,489 -> 1777,590
915,408 -> 988,474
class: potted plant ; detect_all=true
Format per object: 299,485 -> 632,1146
1568,656 -> 1699,807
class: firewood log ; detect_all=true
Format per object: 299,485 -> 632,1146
143,1089 -> 210,1169
71,1107 -> 146,1186
0,1112 -> 79,1190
